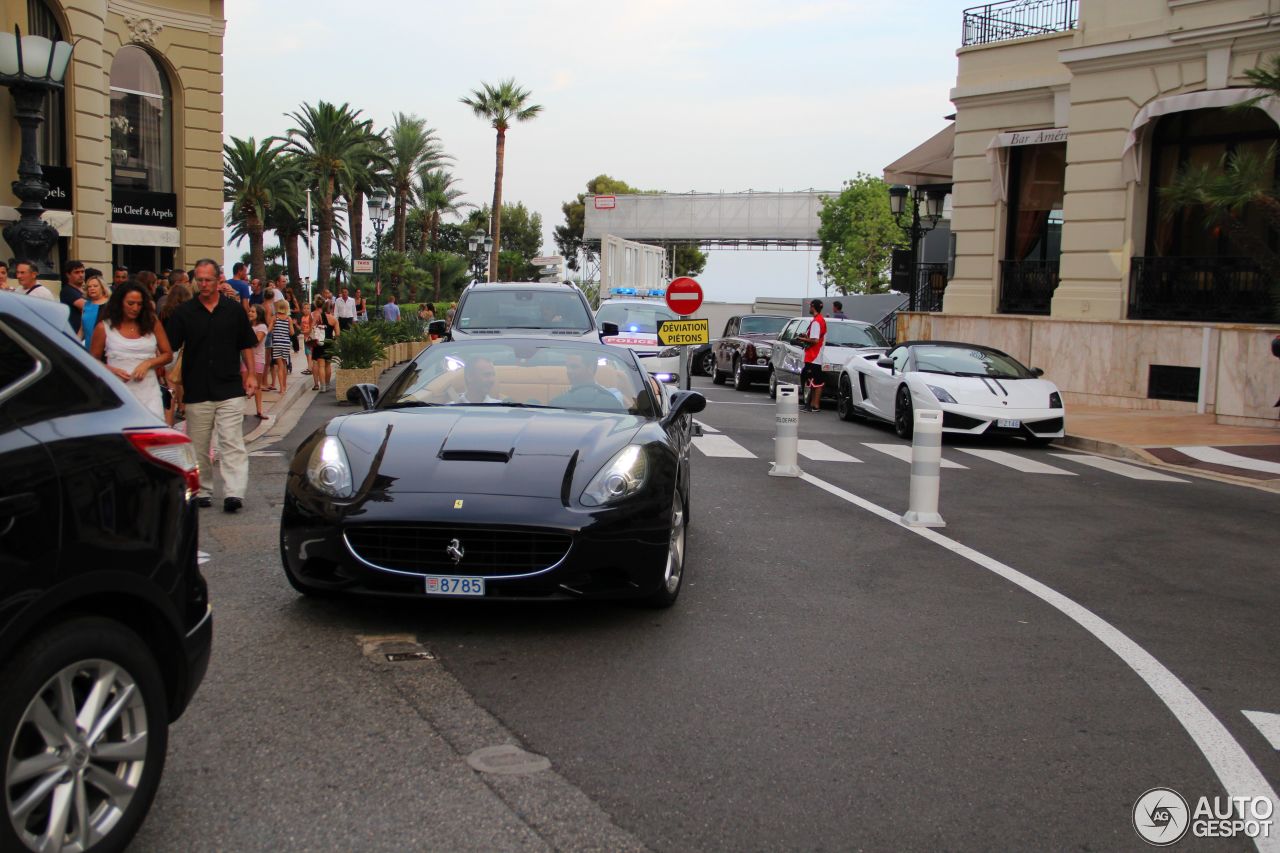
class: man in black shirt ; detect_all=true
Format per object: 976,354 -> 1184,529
165,258 -> 259,512
60,260 -> 86,334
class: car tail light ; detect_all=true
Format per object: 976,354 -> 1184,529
1049,391 -> 1063,409
127,429 -> 200,496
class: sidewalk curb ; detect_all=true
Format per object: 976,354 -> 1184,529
245,379 -> 311,445
1061,432 -> 1280,492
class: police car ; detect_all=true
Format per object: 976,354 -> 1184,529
596,288 -> 683,383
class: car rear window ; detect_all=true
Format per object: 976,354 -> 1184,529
456,290 -> 592,331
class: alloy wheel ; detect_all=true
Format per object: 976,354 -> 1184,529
895,386 -> 914,439
768,370 -> 777,400
698,350 -> 715,377
6,659 -> 149,852
664,490 -> 686,595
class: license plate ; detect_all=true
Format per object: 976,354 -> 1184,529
997,418 -> 1022,428
424,575 -> 485,596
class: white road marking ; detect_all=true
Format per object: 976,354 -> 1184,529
693,419 -> 720,434
1243,711 -> 1280,750
1050,453 -> 1189,483
862,443 -> 968,469
691,435 -> 756,458
956,448 -> 1076,475
1174,446 -> 1280,475
703,400 -> 774,406
197,550 -> 211,566
797,440 -> 861,463
798,471 -> 1280,849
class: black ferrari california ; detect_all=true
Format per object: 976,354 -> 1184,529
280,339 -> 706,606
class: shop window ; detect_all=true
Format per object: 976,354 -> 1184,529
1005,142 -> 1066,264
1145,107 -> 1279,258
109,46 -> 173,193
26,0 -> 65,167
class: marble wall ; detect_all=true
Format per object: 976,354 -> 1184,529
897,313 -> 1280,426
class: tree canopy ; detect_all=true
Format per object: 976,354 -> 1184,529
817,174 -> 906,295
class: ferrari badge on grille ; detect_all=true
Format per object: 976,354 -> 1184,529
447,538 -> 465,564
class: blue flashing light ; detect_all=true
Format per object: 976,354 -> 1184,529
611,287 -> 638,296
626,324 -> 641,332
647,289 -> 665,298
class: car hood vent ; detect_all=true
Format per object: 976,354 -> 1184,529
439,449 -> 513,463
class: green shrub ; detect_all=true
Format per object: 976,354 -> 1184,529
333,323 -> 383,370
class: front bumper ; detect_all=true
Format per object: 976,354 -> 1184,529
281,489 -> 674,600
932,402 -> 1066,438
638,354 -> 681,383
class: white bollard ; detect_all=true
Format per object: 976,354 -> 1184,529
901,408 -> 946,527
769,383 -> 803,478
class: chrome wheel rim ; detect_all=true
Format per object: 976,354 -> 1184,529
699,351 -> 714,376
663,491 -> 686,594
6,659 -> 148,853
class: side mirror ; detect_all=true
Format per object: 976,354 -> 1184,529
662,389 -> 706,428
600,321 -> 619,338
346,383 -> 379,410
1031,367 -> 1045,377
876,356 -> 895,372
428,319 -> 448,338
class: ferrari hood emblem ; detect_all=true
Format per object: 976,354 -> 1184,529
446,538 -> 465,565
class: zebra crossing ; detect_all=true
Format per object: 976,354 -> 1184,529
689,421 -> 1190,483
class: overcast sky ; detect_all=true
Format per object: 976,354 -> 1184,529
222,0 -> 962,302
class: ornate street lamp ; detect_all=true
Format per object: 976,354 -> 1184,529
366,188 -> 391,316
467,229 -> 493,284
889,184 -> 948,311
0,26 -> 74,272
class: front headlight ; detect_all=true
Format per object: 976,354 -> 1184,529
927,385 -> 958,404
306,435 -> 354,498
757,344 -> 772,356
657,347 -> 680,359
1049,391 -> 1063,408
581,445 -> 648,506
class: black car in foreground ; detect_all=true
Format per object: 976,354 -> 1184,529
281,338 -> 705,607
0,292 -> 211,853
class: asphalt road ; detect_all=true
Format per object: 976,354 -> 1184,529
130,372 -> 1280,852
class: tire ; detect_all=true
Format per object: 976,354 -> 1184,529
767,369 -> 777,400
837,375 -> 858,422
894,385 -> 914,440
711,355 -> 727,385
642,488 -> 686,609
697,350 -> 715,377
732,358 -> 751,391
1,618 -> 169,853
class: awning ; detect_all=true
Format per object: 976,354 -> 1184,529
883,125 -> 954,186
110,223 -> 180,247
1121,88 -> 1280,182
0,207 -> 74,236
985,128 -> 1069,202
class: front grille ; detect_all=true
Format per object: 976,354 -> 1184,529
345,524 -> 572,577
943,411 -> 984,430
635,350 -> 659,359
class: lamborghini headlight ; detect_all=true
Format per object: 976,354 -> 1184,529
581,445 -> 648,506
306,435 -> 354,498
927,385 -> 957,404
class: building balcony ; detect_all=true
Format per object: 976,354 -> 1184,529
1128,256 -> 1276,324
962,0 -> 1078,47
999,259 -> 1057,315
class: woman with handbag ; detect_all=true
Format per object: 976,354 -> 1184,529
309,296 -> 340,393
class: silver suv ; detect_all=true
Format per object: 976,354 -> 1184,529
449,281 -> 616,342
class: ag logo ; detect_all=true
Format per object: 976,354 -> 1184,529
1133,787 -> 1189,846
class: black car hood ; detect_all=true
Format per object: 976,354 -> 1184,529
336,408 -> 644,498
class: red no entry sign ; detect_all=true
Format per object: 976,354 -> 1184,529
665,276 -> 703,316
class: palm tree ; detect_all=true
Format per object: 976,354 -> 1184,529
460,79 -> 543,280
284,101 -> 379,289
339,119 -> 386,265
416,168 -> 471,300
386,113 -> 448,254
223,136 -> 300,283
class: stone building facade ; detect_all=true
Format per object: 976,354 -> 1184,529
0,0 -> 225,279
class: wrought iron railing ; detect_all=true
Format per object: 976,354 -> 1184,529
916,263 -> 948,313
962,0 -> 1078,47
1128,256 -> 1277,323
999,259 -> 1058,315
876,296 -> 909,344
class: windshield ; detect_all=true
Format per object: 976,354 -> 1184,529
597,302 -> 677,335
381,341 -> 658,416
911,345 -> 1035,379
826,323 -> 889,348
740,316 -> 788,336
455,289 -> 592,331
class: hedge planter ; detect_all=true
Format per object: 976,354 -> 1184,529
334,365 -> 382,402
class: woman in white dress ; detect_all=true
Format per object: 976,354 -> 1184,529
90,281 -> 172,420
